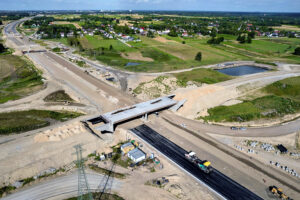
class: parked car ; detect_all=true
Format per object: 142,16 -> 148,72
230,126 -> 238,130
239,127 -> 247,131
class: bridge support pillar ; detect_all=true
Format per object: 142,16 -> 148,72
142,113 -> 148,121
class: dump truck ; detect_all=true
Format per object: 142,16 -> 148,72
185,151 -> 213,174
269,186 -> 293,200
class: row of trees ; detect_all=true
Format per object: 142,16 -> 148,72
37,24 -> 78,39
237,32 -> 255,44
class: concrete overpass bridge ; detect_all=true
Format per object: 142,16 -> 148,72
84,95 -> 186,135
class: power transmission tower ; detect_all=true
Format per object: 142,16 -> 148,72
73,144 -> 93,200
94,161 -> 115,200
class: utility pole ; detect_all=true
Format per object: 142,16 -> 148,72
73,144 -> 93,200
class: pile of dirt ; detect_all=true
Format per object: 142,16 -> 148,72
174,84 -> 239,119
134,76 -> 180,100
34,121 -> 85,142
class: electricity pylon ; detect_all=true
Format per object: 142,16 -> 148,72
73,144 -> 93,200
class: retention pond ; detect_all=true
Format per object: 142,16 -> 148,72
216,65 -> 269,76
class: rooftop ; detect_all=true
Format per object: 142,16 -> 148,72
128,148 -> 146,159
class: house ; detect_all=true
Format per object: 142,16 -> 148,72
121,142 -> 135,154
128,148 -> 146,163
67,32 -> 74,37
60,32 -> 65,38
182,32 -> 188,37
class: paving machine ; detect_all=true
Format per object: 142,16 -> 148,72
185,151 -> 213,174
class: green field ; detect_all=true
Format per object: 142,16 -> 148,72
174,68 -> 233,86
263,76 -> 300,101
203,76 -> 300,122
0,110 -> 82,135
0,55 -> 43,103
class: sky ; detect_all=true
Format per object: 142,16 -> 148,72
0,0 -> 299,12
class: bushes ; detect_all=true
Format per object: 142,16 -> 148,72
207,36 -> 224,44
294,47 -> 300,55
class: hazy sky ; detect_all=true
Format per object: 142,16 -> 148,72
0,0 -> 299,12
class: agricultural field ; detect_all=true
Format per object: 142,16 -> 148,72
70,33 -> 300,72
0,54 -> 44,104
75,35 -> 246,72
0,110 -> 82,135
271,25 -> 300,31
203,76 -> 300,122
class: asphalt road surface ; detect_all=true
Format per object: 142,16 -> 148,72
131,124 -> 263,200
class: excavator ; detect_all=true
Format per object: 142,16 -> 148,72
269,186 -> 293,200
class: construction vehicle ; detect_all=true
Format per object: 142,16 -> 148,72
185,151 -> 213,174
269,186 -> 293,200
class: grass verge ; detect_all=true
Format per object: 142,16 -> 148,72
88,164 -> 126,179
174,68 -> 233,86
44,90 -> 74,102
202,76 -> 300,122
0,55 -> 43,104
0,110 -> 83,135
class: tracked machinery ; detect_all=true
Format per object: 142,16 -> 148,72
185,151 -> 213,174
269,186 -> 293,200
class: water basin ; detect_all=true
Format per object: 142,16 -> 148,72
216,65 -> 269,76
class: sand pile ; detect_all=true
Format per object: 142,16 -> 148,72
174,84 -> 239,119
34,122 -> 86,142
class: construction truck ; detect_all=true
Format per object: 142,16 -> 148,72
185,151 -> 213,174
269,186 -> 293,200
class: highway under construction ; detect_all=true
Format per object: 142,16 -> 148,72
2,19 -> 300,200
131,125 -> 263,200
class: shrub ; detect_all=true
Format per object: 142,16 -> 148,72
294,47 -> 300,55
195,52 -> 202,61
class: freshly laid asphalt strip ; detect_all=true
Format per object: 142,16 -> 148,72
130,124 -> 263,200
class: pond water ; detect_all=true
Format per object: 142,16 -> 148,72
216,65 -> 269,76
126,62 -> 140,67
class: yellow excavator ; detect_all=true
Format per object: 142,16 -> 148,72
269,186 -> 293,200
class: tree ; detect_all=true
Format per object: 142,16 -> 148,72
294,47 -> 300,55
247,37 -> 252,43
182,41 -> 186,44
0,20 -> 2,25
207,36 -> 224,44
195,52 -> 202,61
147,31 -> 154,38
248,31 -> 255,39
239,35 -> 246,44
168,29 -> 177,37
109,45 -> 113,51
210,28 -> 217,38
0,43 -> 6,53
